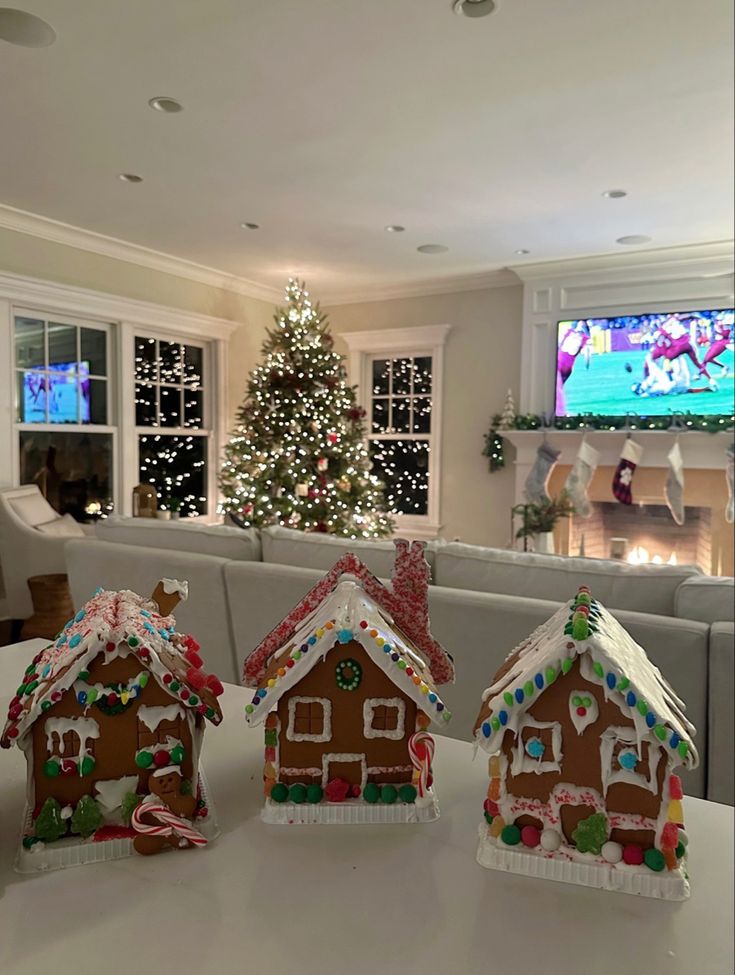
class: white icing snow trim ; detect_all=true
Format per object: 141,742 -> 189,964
244,580 -> 447,728
510,717 -> 562,775
286,697 -> 332,743
162,578 -> 189,600
599,726 -> 661,796
152,765 -> 181,778
45,716 -> 100,764
94,776 -> 139,817
362,698 -> 406,740
569,688 -> 599,734
137,704 -> 184,732
321,753 -> 367,790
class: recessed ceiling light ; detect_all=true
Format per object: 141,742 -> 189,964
616,234 -> 652,245
417,244 -> 449,254
602,189 -> 627,199
453,0 -> 496,17
148,96 -> 183,113
240,222 -> 260,230
0,8 -> 55,47
118,173 -> 143,183
385,225 -> 405,233
514,249 -> 530,256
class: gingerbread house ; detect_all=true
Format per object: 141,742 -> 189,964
474,586 -> 698,900
243,540 -> 455,824
1,580 -> 224,870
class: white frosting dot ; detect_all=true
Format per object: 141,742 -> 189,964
540,828 -> 561,851
602,840 -> 623,863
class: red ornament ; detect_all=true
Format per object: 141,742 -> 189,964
623,844 -> 644,865
327,433 -> 338,444
153,750 -> 170,768
325,778 -> 350,802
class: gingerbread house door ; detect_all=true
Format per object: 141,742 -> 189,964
560,802 -> 598,843
322,753 -> 367,791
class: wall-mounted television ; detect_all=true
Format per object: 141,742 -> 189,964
22,362 -> 90,423
555,309 -> 734,417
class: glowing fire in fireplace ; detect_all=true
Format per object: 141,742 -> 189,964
627,546 -> 678,566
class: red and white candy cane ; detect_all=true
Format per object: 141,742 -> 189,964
408,731 -> 435,797
131,802 -> 208,847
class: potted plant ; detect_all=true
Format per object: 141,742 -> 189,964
168,497 -> 182,521
512,491 -> 575,554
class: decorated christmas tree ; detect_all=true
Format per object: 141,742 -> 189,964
497,389 -> 517,430
219,280 -> 394,537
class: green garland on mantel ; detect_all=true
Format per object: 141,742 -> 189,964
483,412 -> 735,473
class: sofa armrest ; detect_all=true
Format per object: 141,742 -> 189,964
708,622 -> 734,805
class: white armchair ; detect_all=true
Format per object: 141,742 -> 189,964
0,485 -> 88,620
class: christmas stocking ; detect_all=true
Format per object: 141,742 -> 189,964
564,439 -> 600,518
612,438 -> 643,506
726,444 -> 734,525
664,441 -> 685,526
524,440 -> 561,505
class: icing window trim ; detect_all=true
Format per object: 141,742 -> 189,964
321,752 -> 367,791
362,697 -> 406,741
286,696 -> 332,743
510,717 -> 563,775
600,726 -> 660,796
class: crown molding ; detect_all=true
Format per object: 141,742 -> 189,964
0,203 -> 283,304
341,323 -> 452,352
321,268 -> 520,306
510,240 -> 735,284
0,270 -> 240,340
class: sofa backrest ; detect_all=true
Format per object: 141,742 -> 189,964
97,516 -> 261,562
707,622 -> 735,805
434,542 -> 702,617
260,525 -> 442,579
675,575 -> 735,624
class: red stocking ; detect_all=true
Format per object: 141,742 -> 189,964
612,438 -> 643,505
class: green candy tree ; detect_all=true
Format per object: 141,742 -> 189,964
572,812 -> 608,855
71,795 -> 103,838
34,797 -> 67,843
219,279 -> 393,538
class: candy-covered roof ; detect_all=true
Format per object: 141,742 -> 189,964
2,588 -> 224,748
244,578 -> 451,728
473,587 -> 698,770
243,539 -> 455,687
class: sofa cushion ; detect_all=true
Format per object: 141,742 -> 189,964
36,514 -> 86,538
675,575 -> 735,624
7,490 -> 58,527
707,622 -> 734,805
97,517 -> 261,562
434,542 -> 701,616
260,526 -> 442,578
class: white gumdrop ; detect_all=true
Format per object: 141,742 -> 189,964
540,828 -> 561,852
602,841 -> 623,863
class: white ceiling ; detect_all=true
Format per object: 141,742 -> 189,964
1,0 -> 733,301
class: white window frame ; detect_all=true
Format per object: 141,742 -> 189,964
287,696 -> 332,743
600,726 -> 661,796
363,697 -> 406,740
342,325 -> 451,539
510,716 -> 563,775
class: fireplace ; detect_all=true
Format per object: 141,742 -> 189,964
569,502 -> 712,572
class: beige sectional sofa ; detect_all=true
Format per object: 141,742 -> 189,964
62,520 -> 734,803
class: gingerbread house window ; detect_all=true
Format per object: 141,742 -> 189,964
45,717 -> 100,761
363,698 -> 406,740
48,730 -> 91,760
510,717 -> 563,775
287,697 -> 332,743
137,705 -> 185,750
600,726 -> 660,795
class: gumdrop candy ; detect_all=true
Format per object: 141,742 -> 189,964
669,774 -> 684,800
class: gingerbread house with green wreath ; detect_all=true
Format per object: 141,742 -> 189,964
474,586 -> 698,899
243,540 -> 455,824
1,580 -> 224,871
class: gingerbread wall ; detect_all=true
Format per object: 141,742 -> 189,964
30,652 -> 196,810
276,640 -> 417,786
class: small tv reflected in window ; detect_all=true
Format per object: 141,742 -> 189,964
22,362 -> 90,423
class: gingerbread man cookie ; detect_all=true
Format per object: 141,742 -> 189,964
132,766 -> 201,856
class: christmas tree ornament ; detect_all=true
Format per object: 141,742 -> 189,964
524,440 -> 561,505
296,483 -> 309,497
337,477 -> 351,492
726,444 -> 734,524
664,440 -> 685,526
317,457 -> 329,472
497,390 -> 517,431
612,438 -> 644,505
564,438 -> 600,518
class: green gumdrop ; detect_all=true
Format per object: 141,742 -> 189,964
363,783 -> 380,804
86,688 -> 98,705
135,750 -> 153,769
43,759 -> 60,778
170,745 -> 185,764
380,785 -> 398,805
545,666 -> 557,684
490,716 -> 500,731
562,657 -> 574,674
80,756 -> 95,776
306,784 -> 323,803
289,783 -> 307,804
398,784 -> 417,803
592,661 -> 604,678
484,812 -> 494,825
675,842 -> 686,859
654,725 -> 667,741
139,673 -> 149,688
270,783 -> 289,803
501,824 -> 521,846
644,848 -> 666,872
575,592 -> 591,606
572,695 -> 582,707
618,676 -> 630,691
41,700 -> 52,711
677,741 -> 689,759
637,699 -> 648,715
523,681 -> 534,697
572,618 -> 589,641
503,692 -> 514,707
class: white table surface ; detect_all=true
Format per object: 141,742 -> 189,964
0,639 -> 733,975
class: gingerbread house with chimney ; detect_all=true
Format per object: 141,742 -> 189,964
243,540 -> 455,824
2,580 -> 224,871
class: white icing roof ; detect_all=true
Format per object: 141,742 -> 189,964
475,596 -> 698,769
244,579 -> 450,728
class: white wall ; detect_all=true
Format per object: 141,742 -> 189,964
328,284 -> 524,547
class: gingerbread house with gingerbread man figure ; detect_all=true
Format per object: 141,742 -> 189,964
1,580 -> 224,872
243,540 -> 455,824
474,586 -> 698,900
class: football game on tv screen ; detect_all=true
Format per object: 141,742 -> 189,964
22,362 -> 90,424
555,309 -> 734,417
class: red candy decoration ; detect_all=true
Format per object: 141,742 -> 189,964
405,667 -> 414,677
325,778 -> 350,802
105,641 -> 116,653
350,784 -> 361,798
197,806 -> 208,819
521,826 -> 541,848
359,620 -> 368,629
106,693 -> 118,706
186,668 -> 207,690
205,675 -> 224,697
661,822 -> 679,848
286,658 -> 295,668
61,759 -> 76,776
576,706 -> 587,716
51,691 -> 62,702
163,673 -> 173,685
669,774 -> 684,800
180,688 -> 190,700
8,703 -> 22,721
623,844 -> 644,865
185,635 -> 201,654
197,704 -> 208,715
7,725 -> 18,739
484,798 -> 499,817
153,750 -> 170,768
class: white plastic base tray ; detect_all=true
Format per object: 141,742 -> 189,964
476,825 -> 690,900
262,792 -> 440,825
15,771 -> 219,874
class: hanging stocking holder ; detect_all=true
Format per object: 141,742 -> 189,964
564,436 -> 600,519
524,426 -> 561,505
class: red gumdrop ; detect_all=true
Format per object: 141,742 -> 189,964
521,826 -> 541,848
153,750 -> 170,768
661,822 -> 679,848
484,798 -> 499,817
205,675 -> 224,697
51,691 -> 62,702
185,635 -> 201,654
7,725 -> 19,739
576,706 -> 587,716
669,774 -> 683,800
105,641 -> 116,653
405,667 -> 414,677
61,759 -> 76,775
286,658 -> 295,669
185,650 -> 204,669
197,703 -> 208,715
359,620 -> 368,629
179,687 -> 190,700
162,673 -> 173,685
186,668 -> 207,690
197,806 -> 208,819
8,703 -> 22,721
106,693 -> 118,706
350,784 -> 361,798
623,844 -> 644,865
9,695 -> 21,709
325,778 -> 350,802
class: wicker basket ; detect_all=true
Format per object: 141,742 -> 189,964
21,574 -> 74,641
